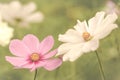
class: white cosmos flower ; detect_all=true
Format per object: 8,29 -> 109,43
0,15 -> 14,46
0,1 -> 44,27
57,11 -> 118,62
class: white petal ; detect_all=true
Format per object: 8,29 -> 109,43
94,13 -> 118,39
94,24 -> 117,39
58,29 -> 84,43
20,2 -> 36,17
74,20 -> 88,34
9,1 -> 21,12
1,1 -> 21,18
63,44 -> 83,62
88,11 -> 105,35
24,12 -> 44,23
57,43 -> 75,56
82,39 -> 99,53
0,5 -> 15,23
9,1 -> 21,16
102,12 -> 117,27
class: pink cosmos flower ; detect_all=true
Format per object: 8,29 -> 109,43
6,34 -> 62,71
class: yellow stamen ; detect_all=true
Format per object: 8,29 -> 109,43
82,32 -> 92,41
30,53 -> 40,61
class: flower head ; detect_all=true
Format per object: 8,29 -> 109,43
0,1 -> 44,27
57,11 -> 118,62
0,15 -> 14,46
6,34 -> 62,71
104,0 -> 120,14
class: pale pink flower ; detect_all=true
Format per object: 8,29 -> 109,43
6,34 -> 62,71
104,0 -> 120,14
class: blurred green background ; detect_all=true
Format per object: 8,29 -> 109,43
0,0 -> 120,80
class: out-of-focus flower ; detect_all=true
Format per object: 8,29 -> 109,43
0,15 -> 14,46
6,34 -> 62,71
57,11 -> 118,62
104,0 -> 120,14
0,1 -> 44,27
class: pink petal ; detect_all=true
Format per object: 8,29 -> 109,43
30,61 -> 47,71
30,64 -> 36,71
43,49 -> 57,59
39,36 -> 54,54
35,60 -> 47,67
43,58 -> 62,71
5,56 -> 27,67
22,34 -> 40,52
22,62 -> 34,69
9,40 -> 31,57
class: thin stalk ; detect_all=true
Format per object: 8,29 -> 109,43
55,67 -> 60,80
115,35 -> 120,56
95,51 -> 105,80
34,69 -> 38,80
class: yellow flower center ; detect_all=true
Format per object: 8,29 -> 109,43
82,32 -> 92,41
15,18 -> 22,23
30,53 -> 40,61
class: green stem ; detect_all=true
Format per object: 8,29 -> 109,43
34,69 -> 38,80
95,51 -> 105,80
55,67 -> 60,80
115,35 -> 120,56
